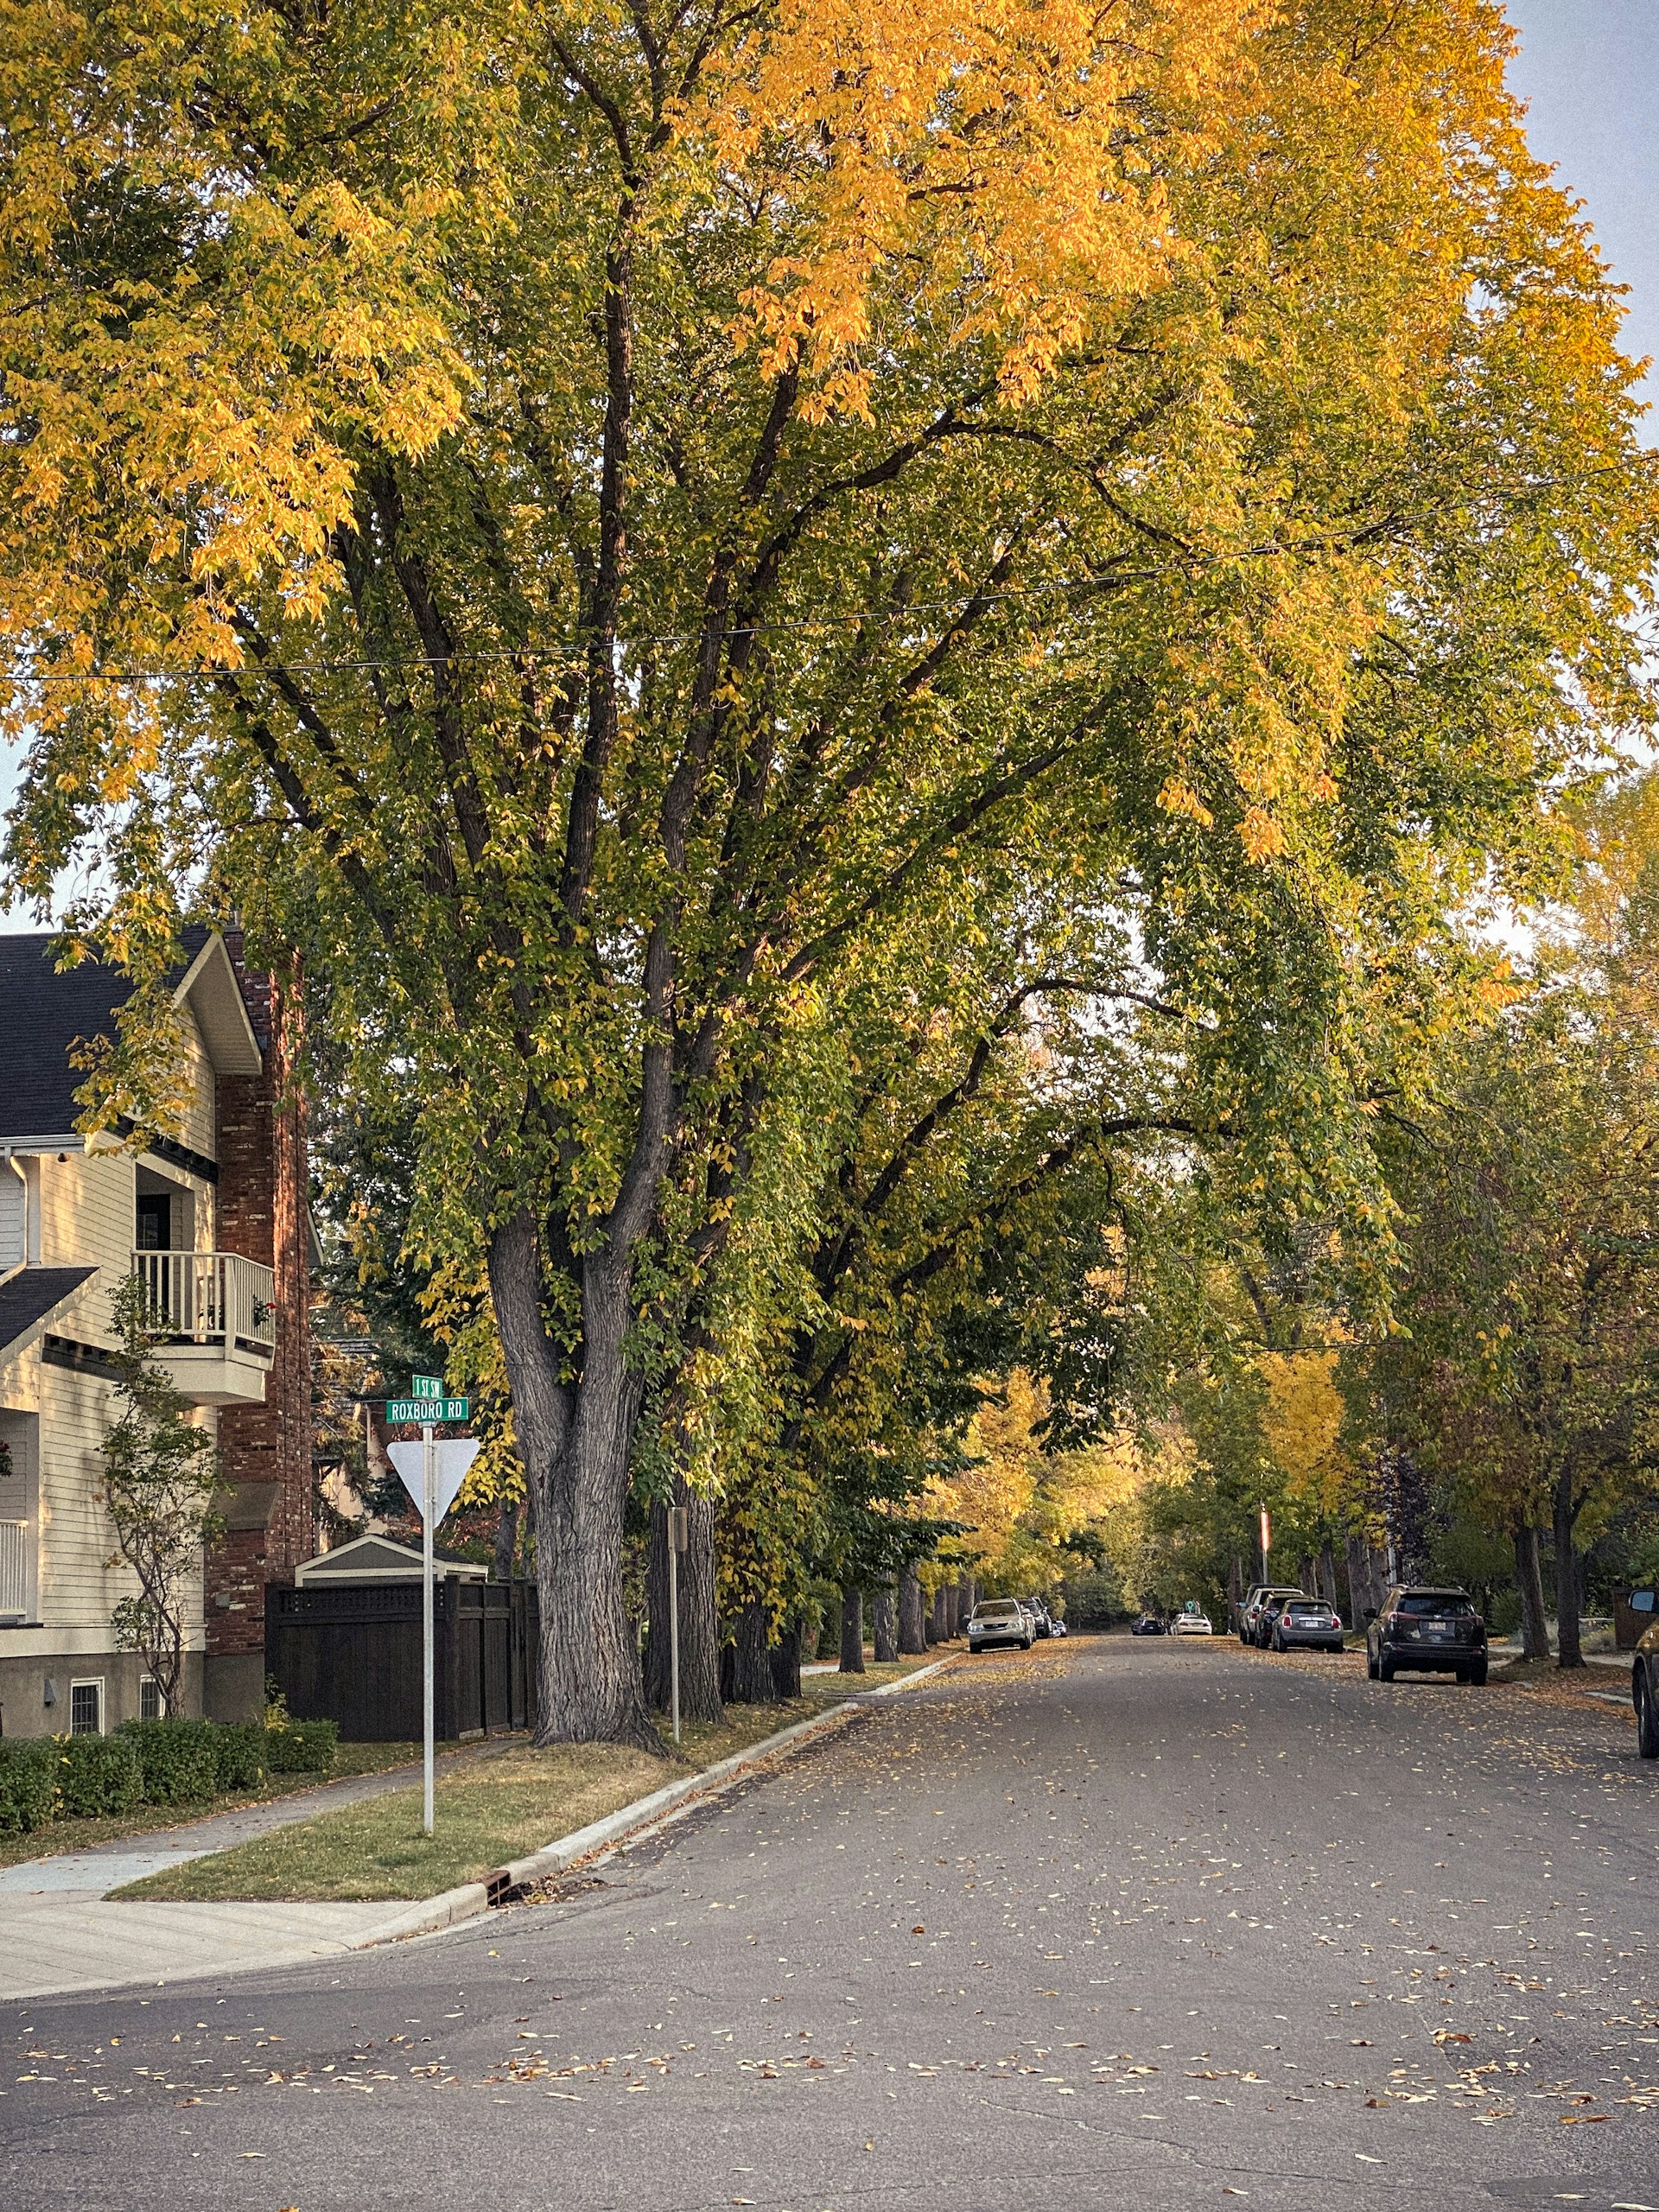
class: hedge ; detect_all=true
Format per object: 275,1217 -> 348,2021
117,1717 -> 223,1804
213,1722 -> 269,1793
0,1738 -> 59,1834
55,1732 -> 144,1820
265,1719 -> 338,1773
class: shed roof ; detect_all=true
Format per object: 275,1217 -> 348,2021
293,1534 -> 490,1584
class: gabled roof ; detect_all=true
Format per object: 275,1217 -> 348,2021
0,1266 -> 98,1361
293,1534 -> 490,1584
0,931 -> 260,1141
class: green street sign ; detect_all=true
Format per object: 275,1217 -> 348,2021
410,1374 -> 443,1400
386,1396 -> 470,1424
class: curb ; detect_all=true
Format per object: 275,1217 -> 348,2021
348,1655 -> 959,1953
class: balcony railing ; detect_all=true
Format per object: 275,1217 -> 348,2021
131,1249 -> 277,1357
0,1518 -> 31,1622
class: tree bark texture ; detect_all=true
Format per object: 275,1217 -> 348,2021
898,1567 -> 926,1655
488,1212 -> 660,1750
840,1587 -> 866,1673
1552,1471 -> 1584,1668
1515,1522 -> 1551,1660
1318,1541 -> 1339,1613
644,1483 -> 722,1722
872,1584 -> 898,1663
492,1495 -> 520,1587
730,1598 -> 775,1703
931,1585 -> 949,1642
770,1628 -> 802,1700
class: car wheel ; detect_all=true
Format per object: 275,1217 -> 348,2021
1272,1630 -> 1286,1653
1377,1656 -> 1395,1683
1637,1667 -> 1659,1758
1467,1659 -> 1487,1688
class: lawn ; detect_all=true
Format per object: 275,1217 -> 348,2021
111,1655 -> 945,1905
0,1738 -> 427,1871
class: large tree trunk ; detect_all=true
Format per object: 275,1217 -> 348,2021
1515,1522 -> 1551,1660
770,1628 -> 802,1700
1318,1541 -> 1339,1613
729,1598 -> 775,1702
840,1587 -> 866,1673
492,1494 -> 520,1586
488,1212 -> 660,1750
644,1482 -> 722,1722
872,1585 -> 898,1663
1551,1470 -> 1583,1669
931,1584 -> 949,1642
899,1567 -> 926,1654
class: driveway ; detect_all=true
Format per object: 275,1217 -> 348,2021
3,1637 -> 1656,2211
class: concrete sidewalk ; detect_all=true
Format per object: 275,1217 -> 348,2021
0,1738 -> 524,2004
0,1661 -> 957,2005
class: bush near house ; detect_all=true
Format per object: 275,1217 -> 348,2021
0,1739 -> 59,1833
55,1733 -> 144,1819
265,1719 -> 339,1773
117,1717 -> 224,1803
0,1714 -> 342,1836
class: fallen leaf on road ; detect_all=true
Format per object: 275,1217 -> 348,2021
1365,2098 -> 1389,2108
1560,2113 -> 1609,2124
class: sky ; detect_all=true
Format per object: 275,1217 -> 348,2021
1,5 -> 1656,929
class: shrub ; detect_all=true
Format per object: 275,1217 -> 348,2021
265,1718 -> 338,1773
117,1717 -> 221,1804
211,1722 -> 269,1794
55,1732 -> 143,1819
0,1738 -> 58,1833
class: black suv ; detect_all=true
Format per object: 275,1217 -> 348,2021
1364,1586 -> 1487,1685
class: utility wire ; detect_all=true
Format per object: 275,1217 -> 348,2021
4,570 -> 1164,688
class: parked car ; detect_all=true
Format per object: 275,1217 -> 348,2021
1266,1594 -> 1344,1653
1171,1608 -> 1214,1637
1242,1586 -> 1304,1647
1630,1590 -> 1659,1755
969,1598 -> 1033,1652
1022,1597 -> 1055,1639
1050,1617 -> 1068,1637
1364,1586 -> 1487,1684
1131,1613 -> 1166,1636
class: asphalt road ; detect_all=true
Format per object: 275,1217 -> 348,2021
5,1636 -> 1659,2212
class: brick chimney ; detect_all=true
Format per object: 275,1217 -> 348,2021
203,945 -> 315,1723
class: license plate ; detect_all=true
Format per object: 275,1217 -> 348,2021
1424,1624 -> 1451,1639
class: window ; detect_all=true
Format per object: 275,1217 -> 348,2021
136,1192 -> 171,1250
139,1677 -> 163,1722
69,1679 -> 104,1736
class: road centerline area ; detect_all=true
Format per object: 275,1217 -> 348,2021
5,1637 -> 1656,2212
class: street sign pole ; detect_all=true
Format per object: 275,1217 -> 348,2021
667,1506 -> 689,1746
423,1419 -> 435,1837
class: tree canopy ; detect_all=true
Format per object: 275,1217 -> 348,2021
2,0 -> 1654,1734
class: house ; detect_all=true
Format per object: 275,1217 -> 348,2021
0,929 -> 312,1735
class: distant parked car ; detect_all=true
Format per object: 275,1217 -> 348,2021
1050,1617 -> 1068,1637
1630,1592 -> 1659,1756
1171,1609 -> 1213,1637
1022,1596 -> 1056,1639
1131,1613 -> 1166,1636
1364,1586 -> 1487,1684
969,1599 -> 1033,1653
1242,1586 -> 1304,1647
1266,1594 -> 1344,1653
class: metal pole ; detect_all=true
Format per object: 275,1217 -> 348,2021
423,1420 -> 435,1837
669,1541 -> 681,1746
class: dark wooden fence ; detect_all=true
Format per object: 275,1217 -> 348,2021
265,1578 -> 540,1741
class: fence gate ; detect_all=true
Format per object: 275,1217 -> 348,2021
266,1578 -> 540,1741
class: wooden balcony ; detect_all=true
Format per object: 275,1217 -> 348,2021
0,1517 -> 32,1623
131,1249 -> 276,1406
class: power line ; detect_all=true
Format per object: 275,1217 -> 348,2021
4,570 -> 1160,688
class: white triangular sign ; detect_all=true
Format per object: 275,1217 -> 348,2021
388,1438 -> 481,1527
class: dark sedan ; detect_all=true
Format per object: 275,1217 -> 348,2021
1364,1586 -> 1487,1685
1131,1614 -> 1166,1636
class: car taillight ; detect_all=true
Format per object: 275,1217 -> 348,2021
1331,1617 -> 1342,1631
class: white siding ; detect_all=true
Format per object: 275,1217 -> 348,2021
176,1003 -> 218,1165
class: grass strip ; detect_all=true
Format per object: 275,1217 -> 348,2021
111,1657 -> 942,1904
